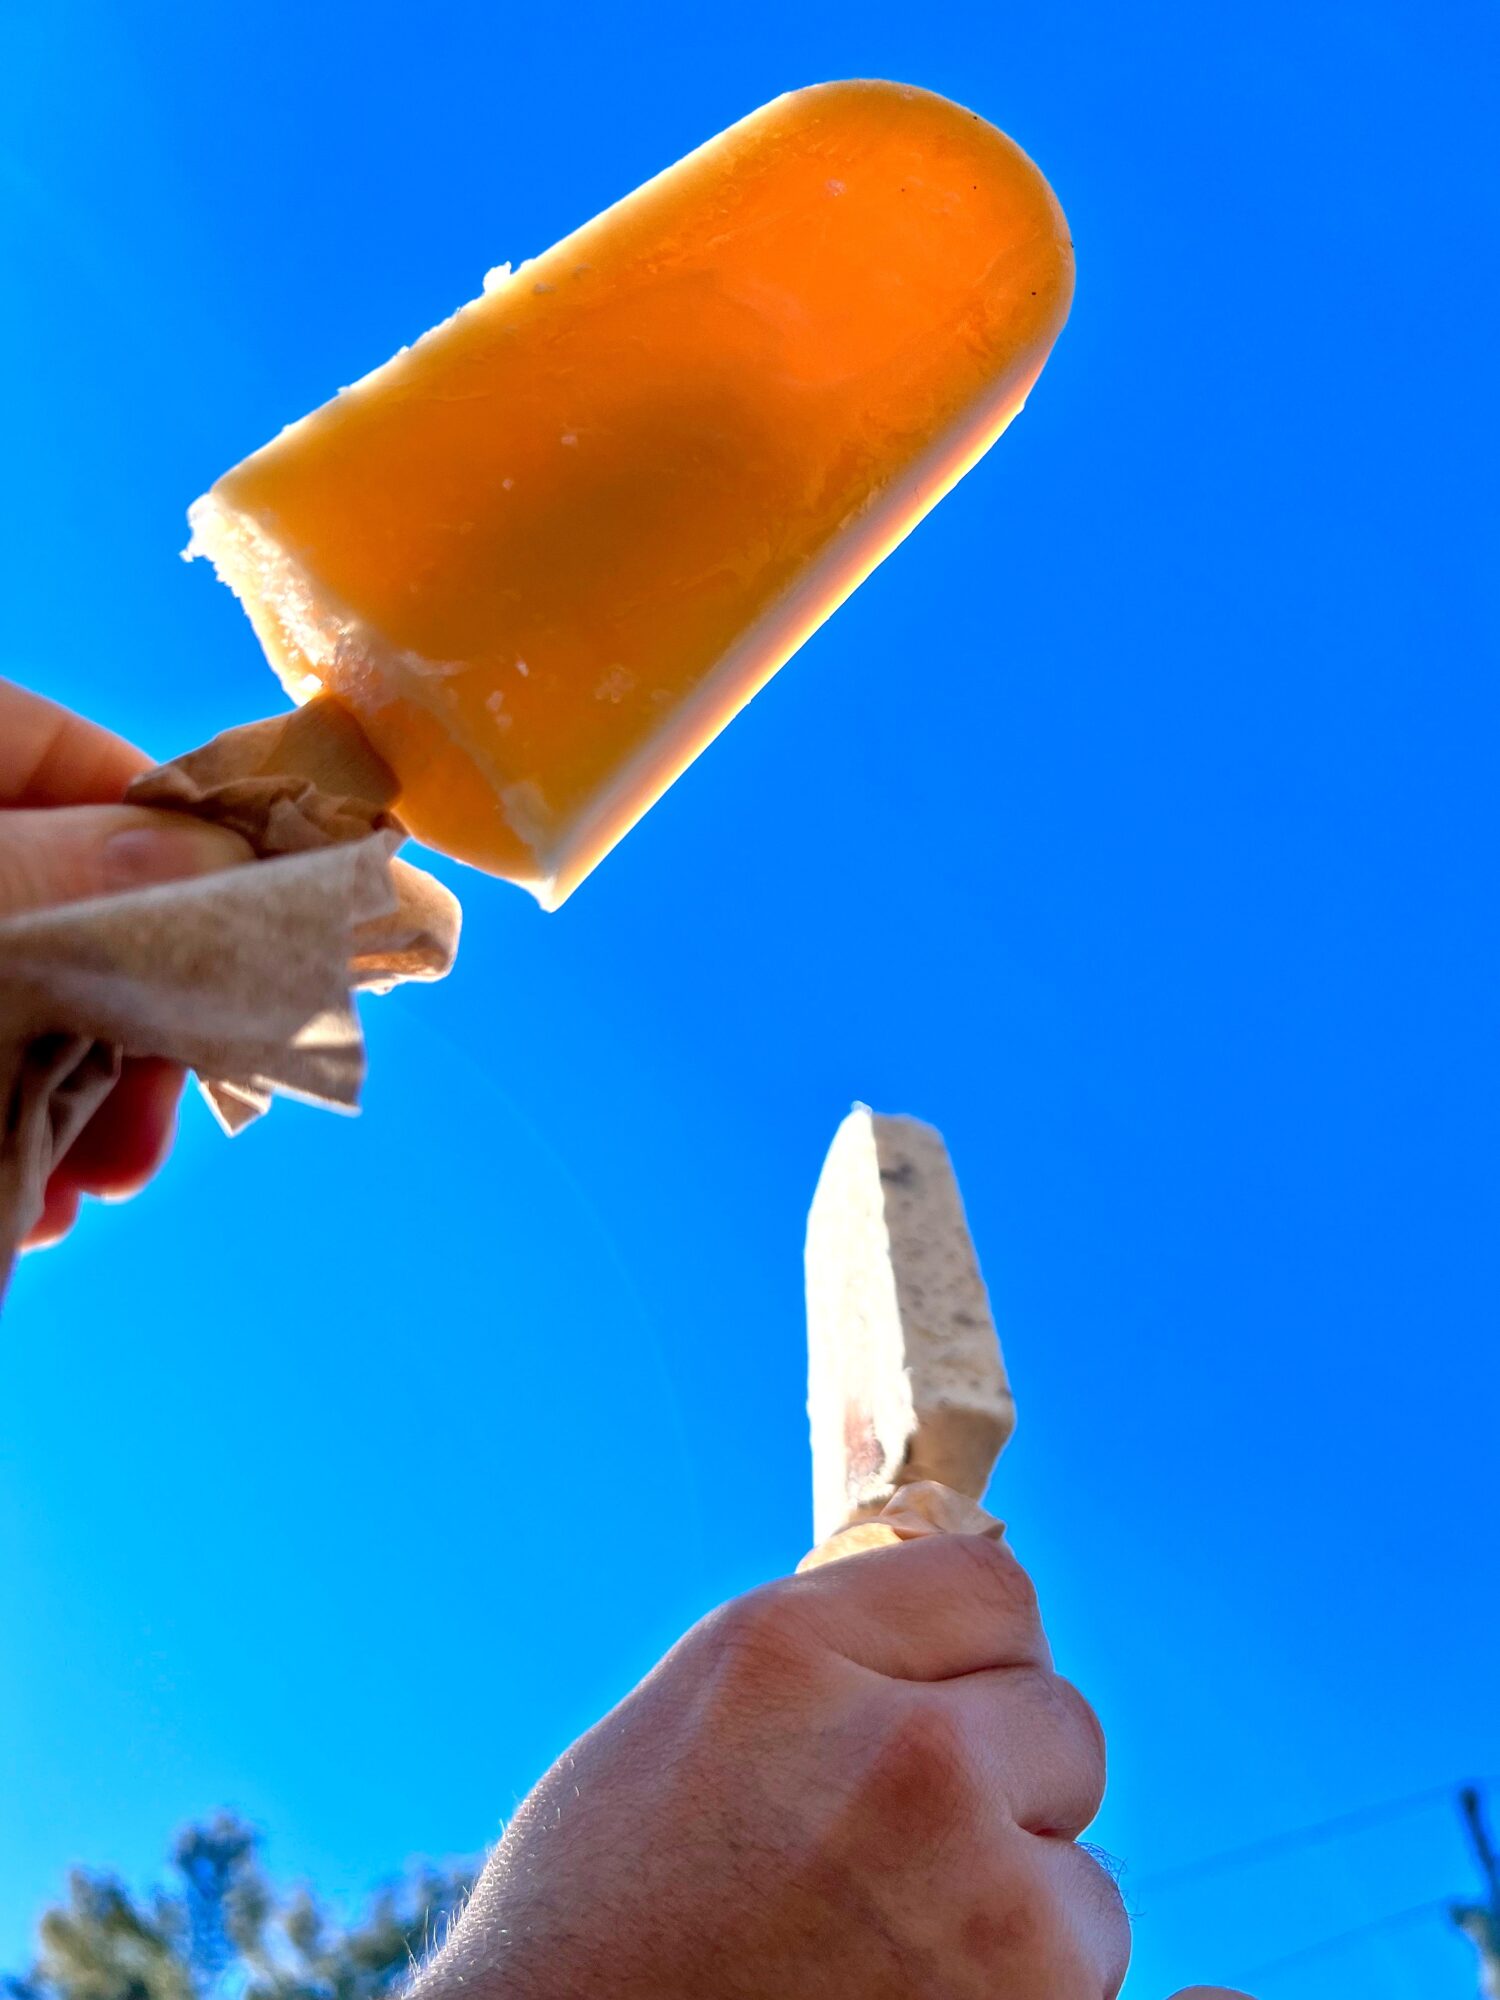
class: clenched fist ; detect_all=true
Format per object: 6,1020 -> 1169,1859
414,1532 -> 1252,1999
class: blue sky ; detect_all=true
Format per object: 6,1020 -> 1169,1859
3,2 -> 1497,1995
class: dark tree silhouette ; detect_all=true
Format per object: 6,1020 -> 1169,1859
3,1817 -> 474,2000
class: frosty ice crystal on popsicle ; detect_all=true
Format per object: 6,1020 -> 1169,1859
189,81 -> 1073,906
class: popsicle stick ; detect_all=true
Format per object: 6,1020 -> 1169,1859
804,1107 -> 1015,1550
243,692 -> 401,808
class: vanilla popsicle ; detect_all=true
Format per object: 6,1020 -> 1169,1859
189,80 -> 1073,906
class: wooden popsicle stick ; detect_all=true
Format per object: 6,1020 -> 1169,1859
243,692 -> 401,808
803,1107 -> 1015,1555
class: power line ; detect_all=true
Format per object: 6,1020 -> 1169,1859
1133,1776 -> 1499,1894
1238,1893 -> 1451,1983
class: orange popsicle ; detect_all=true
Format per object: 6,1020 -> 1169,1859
190,80 -> 1073,906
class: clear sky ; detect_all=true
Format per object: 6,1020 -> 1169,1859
3,2 -> 1497,1995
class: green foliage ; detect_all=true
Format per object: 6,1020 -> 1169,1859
4,1817 -> 474,2000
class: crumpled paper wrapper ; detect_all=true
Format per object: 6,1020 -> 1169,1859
797,1479 -> 1005,1572
0,712 -> 460,1299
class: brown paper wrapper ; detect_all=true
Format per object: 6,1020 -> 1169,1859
797,1479 -> 1005,1572
0,711 -> 460,1300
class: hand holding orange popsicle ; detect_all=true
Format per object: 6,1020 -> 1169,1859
1,81 -> 1073,1276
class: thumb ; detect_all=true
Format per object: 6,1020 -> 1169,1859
0,805 -> 253,917
1166,1989 -> 1257,1998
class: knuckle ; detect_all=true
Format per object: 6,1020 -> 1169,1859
856,1700 -> 979,1837
0,811 -> 101,916
998,1668 -> 1107,1834
960,1841 -> 1125,1989
1054,1677 -> 1108,1781
939,1532 -> 1042,1626
1075,1840 -> 1129,1922
0,822 -> 49,917
1070,1841 -> 1133,1991
693,1581 -> 819,1684
949,1873 -> 1053,1973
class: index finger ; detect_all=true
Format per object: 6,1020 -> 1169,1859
0,679 -> 150,806
781,1530 -> 1053,1682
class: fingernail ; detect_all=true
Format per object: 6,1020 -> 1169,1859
103,822 -> 250,892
